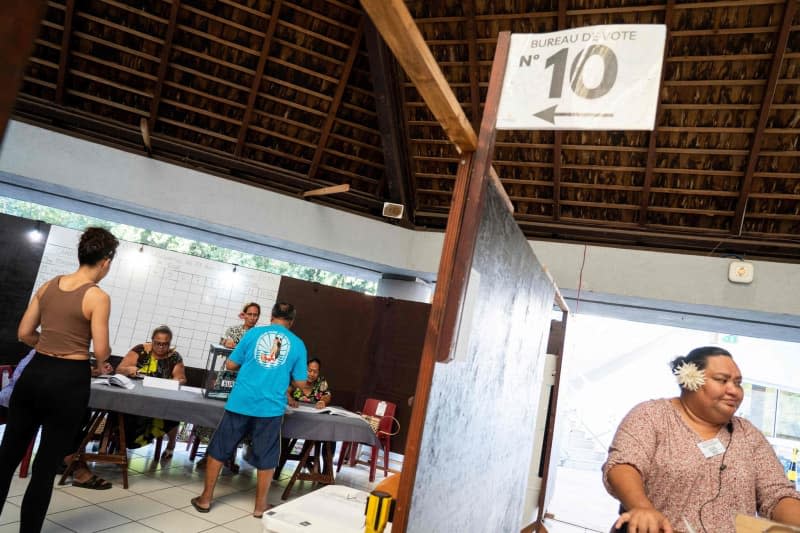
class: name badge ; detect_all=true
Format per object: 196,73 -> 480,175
697,438 -> 726,458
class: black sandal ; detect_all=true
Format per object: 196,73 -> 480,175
72,474 -> 112,490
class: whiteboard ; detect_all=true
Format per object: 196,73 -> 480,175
32,226 -> 281,368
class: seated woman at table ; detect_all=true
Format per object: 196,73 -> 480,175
275,358 -> 332,477
288,358 -> 331,409
117,325 -> 186,456
603,346 -> 800,532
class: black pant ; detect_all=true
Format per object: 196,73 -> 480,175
0,353 -> 90,532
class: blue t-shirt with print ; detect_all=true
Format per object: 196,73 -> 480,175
225,324 -> 307,417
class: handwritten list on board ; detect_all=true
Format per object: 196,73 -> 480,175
32,226 -> 281,368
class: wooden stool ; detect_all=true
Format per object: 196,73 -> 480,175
60,410 -> 129,489
281,440 -> 335,500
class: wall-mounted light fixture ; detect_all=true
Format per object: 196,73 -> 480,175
27,221 -> 43,243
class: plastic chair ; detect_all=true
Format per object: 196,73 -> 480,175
0,365 -> 36,478
337,398 -> 396,482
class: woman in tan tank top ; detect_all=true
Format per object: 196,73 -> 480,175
0,227 -> 119,532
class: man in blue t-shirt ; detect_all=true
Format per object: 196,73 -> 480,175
191,302 -> 307,518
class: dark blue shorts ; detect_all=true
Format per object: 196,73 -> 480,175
207,410 -> 282,470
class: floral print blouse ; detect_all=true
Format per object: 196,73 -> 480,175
291,377 -> 330,403
131,343 -> 183,379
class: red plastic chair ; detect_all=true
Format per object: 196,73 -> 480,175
337,398 -> 396,482
0,365 -> 36,478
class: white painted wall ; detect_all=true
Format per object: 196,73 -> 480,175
0,121 -> 440,277
531,241 -> 800,317
2,121 -> 799,319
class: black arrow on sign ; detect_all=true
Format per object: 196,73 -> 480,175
534,105 -> 614,124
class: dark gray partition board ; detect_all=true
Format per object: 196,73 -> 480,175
401,174 -> 555,533
394,32 -> 557,532
0,213 -> 50,364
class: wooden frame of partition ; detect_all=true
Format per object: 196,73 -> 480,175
360,2 -> 571,528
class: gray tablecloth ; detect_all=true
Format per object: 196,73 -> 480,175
89,381 -> 378,446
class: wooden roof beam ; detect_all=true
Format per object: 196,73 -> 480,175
732,0 -> 797,236
235,0 -> 283,158
552,2 -> 567,222
307,17 -> 365,180
55,0 -> 76,105
464,0 -> 481,132
364,19 -> 415,225
360,0 -> 477,152
147,0 -> 180,138
302,183 -> 350,198
639,0 -> 674,227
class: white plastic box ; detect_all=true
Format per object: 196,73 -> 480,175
263,485 -> 392,533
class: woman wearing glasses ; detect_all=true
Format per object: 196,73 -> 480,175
117,325 -> 186,455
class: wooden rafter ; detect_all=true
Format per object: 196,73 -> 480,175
14,95 -> 383,213
639,0 -> 674,227
147,0 -> 180,136
361,0 -> 477,152
364,19 -> 414,223
235,0 -> 282,157
307,18 -> 365,181
55,0 -> 76,105
512,217 -> 800,256
552,2 -> 567,222
464,0 -> 480,131
302,183 -> 350,198
13,0 -> 800,259
732,0 -> 797,236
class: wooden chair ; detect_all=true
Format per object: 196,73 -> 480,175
0,364 -> 36,478
336,398 -> 397,482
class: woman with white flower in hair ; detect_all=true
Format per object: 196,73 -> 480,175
603,346 -> 800,533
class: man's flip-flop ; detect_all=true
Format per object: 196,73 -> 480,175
72,475 -> 112,490
190,497 -> 211,513
254,503 -> 274,518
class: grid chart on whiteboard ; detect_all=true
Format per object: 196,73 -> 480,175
32,226 -> 281,368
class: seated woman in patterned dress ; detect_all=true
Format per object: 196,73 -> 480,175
274,358 -> 333,478
117,325 -> 186,457
603,346 -> 800,532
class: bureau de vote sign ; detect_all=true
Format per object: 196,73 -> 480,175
496,25 -> 666,131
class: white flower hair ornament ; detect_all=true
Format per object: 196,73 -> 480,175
674,362 -> 706,391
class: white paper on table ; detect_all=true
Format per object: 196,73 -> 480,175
142,376 -> 180,391
285,405 -> 362,419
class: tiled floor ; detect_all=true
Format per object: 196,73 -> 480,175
0,442 -> 389,533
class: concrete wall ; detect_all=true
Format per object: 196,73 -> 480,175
2,121 -> 799,329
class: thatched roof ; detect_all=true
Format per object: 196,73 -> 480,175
14,0 -> 800,260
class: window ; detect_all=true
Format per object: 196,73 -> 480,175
0,196 -> 377,294
738,383 -> 777,437
738,382 -> 800,443
777,390 -> 800,440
